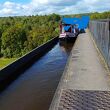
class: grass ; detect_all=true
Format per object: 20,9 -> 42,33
0,58 -> 17,69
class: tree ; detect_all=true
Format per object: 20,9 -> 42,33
0,14 -> 60,58
1,24 -> 26,57
0,29 -> 2,57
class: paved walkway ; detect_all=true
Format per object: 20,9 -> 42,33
49,30 -> 110,110
64,30 -> 110,90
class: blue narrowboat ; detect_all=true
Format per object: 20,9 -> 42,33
59,16 -> 89,41
59,17 -> 79,41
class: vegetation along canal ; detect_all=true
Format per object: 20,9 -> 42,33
0,41 -> 75,110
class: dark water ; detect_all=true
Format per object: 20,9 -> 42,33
0,42 -> 74,110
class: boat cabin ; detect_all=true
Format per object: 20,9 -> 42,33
59,17 -> 79,39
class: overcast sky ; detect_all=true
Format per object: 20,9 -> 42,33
0,0 -> 110,17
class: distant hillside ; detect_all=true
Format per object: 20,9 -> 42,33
63,11 -> 110,20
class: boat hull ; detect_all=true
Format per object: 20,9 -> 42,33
59,36 -> 77,43
59,32 -> 78,42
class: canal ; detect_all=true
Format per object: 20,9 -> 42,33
0,41 -> 74,110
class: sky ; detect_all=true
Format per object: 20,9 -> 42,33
0,0 -> 110,17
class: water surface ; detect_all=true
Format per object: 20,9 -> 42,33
0,42 -> 74,110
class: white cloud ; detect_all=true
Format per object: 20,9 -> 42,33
0,0 -> 110,17
0,1 -> 30,16
3,1 -> 15,8
0,8 -> 16,15
29,0 -> 110,15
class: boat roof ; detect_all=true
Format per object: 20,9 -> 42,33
61,16 -> 90,29
62,17 -> 80,25
64,26 -> 71,31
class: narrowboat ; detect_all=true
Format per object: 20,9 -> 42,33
59,17 -> 80,42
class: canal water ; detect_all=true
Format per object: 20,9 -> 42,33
0,42 -> 74,110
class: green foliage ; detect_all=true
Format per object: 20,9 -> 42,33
0,58 -> 17,69
1,24 -> 26,57
90,11 -> 110,20
63,11 -> 110,20
0,29 -> 2,57
0,13 -> 60,58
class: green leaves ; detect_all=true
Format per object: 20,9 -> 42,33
90,11 -> 110,20
1,24 -> 27,58
0,14 -> 60,58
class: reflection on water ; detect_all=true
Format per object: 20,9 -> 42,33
0,42 -> 74,110
59,42 -> 74,55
